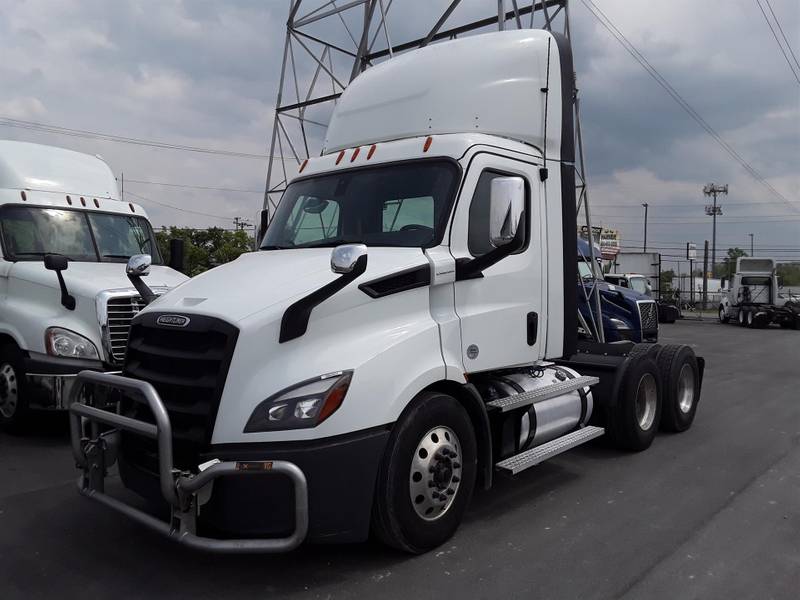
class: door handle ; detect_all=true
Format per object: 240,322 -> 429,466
527,312 -> 538,346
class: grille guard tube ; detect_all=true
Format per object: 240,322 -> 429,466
68,370 -> 309,553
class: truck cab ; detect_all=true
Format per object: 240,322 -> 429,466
577,243 -> 659,343
67,30 -> 704,554
719,257 -> 800,328
0,140 -> 188,427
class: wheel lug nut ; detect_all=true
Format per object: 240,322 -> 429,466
446,488 -> 455,496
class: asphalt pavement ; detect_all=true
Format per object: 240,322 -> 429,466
1,320 -> 798,599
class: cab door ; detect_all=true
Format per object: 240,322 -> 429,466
449,154 -> 545,372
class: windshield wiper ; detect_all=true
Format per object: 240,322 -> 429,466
102,254 -> 132,259
295,238 -> 356,248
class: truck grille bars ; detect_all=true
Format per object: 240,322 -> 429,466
121,313 -> 239,472
105,295 -> 146,363
637,301 -> 659,332
69,371 -> 309,553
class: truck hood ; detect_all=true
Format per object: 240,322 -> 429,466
146,248 -> 428,324
9,261 -> 188,299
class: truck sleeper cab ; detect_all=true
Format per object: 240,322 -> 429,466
0,140 -> 188,428
68,30 -> 704,554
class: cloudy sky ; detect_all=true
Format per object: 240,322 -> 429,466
1,0 -> 798,267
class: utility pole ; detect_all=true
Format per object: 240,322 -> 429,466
703,183 -> 727,277
642,202 -> 649,252
686,242 -> 696,307
749,232 -> 754,256
702,240 -> 709,311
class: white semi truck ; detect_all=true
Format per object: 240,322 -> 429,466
0,140 -> 188,428
719,257 -> 800,329
68,31 -> 704,554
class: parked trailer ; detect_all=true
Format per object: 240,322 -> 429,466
719,257 -> 800,329
68,30 -> 704,554
0,141 -> 188,429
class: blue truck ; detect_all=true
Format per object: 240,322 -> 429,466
577,239 -> 658,343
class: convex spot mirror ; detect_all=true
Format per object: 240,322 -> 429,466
44,254 -> 68,271
331,244 -> 367,274
126,254 -> 152,277
489,177 -> 525,247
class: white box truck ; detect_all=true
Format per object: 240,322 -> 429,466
0,140 -> 188,428
68,30 -> 704,554
719,257 -> 800,328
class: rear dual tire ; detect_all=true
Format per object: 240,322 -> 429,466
607,354 -> 662,451
655,345 -> 700,432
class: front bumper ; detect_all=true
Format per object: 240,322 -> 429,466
69,370 -> 311,553
25,353 -> 108,410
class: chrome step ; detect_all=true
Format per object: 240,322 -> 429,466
495,426 -> 605,474
486,375 -> 599,413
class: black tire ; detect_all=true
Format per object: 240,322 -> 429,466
372,391 -> 477,554
737,309 -> 747,327
628,343 -> 660,361
656,344 -> 700,433
0,342 -> 30,430
719,306 -> 729,324
746,310 -> 755,328
606,356 -> 662,452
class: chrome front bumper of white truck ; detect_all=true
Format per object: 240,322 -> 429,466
69,370 -> 310,553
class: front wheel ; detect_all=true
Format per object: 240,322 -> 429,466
372,391 -> 477,553
0,343 -> 30,430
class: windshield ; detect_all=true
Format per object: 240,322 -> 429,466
578,261 -> 596,280
262,160 -> 460,249
630,277 -> 649,295
0,205 -> 162,264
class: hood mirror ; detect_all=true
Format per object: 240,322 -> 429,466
489,177 -> 525,247
126,254 -> 156,305
331,244 -> 368,275
126,254 -> 152,277
43,253 -> 75,311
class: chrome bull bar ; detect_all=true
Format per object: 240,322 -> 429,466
69,370 -> 309,553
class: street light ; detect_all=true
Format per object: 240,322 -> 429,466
642,202 -> 649,252
703,183 -> 727,276
749,233 -> 754,256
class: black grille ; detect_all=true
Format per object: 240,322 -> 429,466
120,312 -> 239,472
638,301 -> 658,331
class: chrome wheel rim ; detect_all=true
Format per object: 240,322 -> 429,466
635,373 -> 658,431
0,363 -> 19,419
677,363 -> 695,414
409,426 -> 462,521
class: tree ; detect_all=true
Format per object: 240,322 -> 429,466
715,247 -> 748,278
660,268 -> 675,295
156,227 -> 252,276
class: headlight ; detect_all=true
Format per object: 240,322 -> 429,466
608,317 -> 631,330
45,327 -> 100,360
244,371 -> 353,432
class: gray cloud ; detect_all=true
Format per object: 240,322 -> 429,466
0,0 -> 797,258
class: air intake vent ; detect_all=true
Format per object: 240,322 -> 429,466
637,301 -> 659,331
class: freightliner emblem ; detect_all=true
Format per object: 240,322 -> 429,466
156,314 -> 191,328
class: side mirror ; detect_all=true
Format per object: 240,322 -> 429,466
126,254 -> 152,277
44,254 -> 68,272
255,209 -> 270,247
331,244 -> 368,274
489,177 -> 525,247
43,254 -> 75,311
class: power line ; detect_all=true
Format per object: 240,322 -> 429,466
579,0 -> 800,213
124,178 -> 262,194
755,0 -> 800,84
765,0 -> 800,72
125,190 -> 232,221
0,116 -> 293,161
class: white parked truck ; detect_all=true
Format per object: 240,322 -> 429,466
0,140 -> 188,428
68,30 -> 705,554
719,257 -> 800,329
